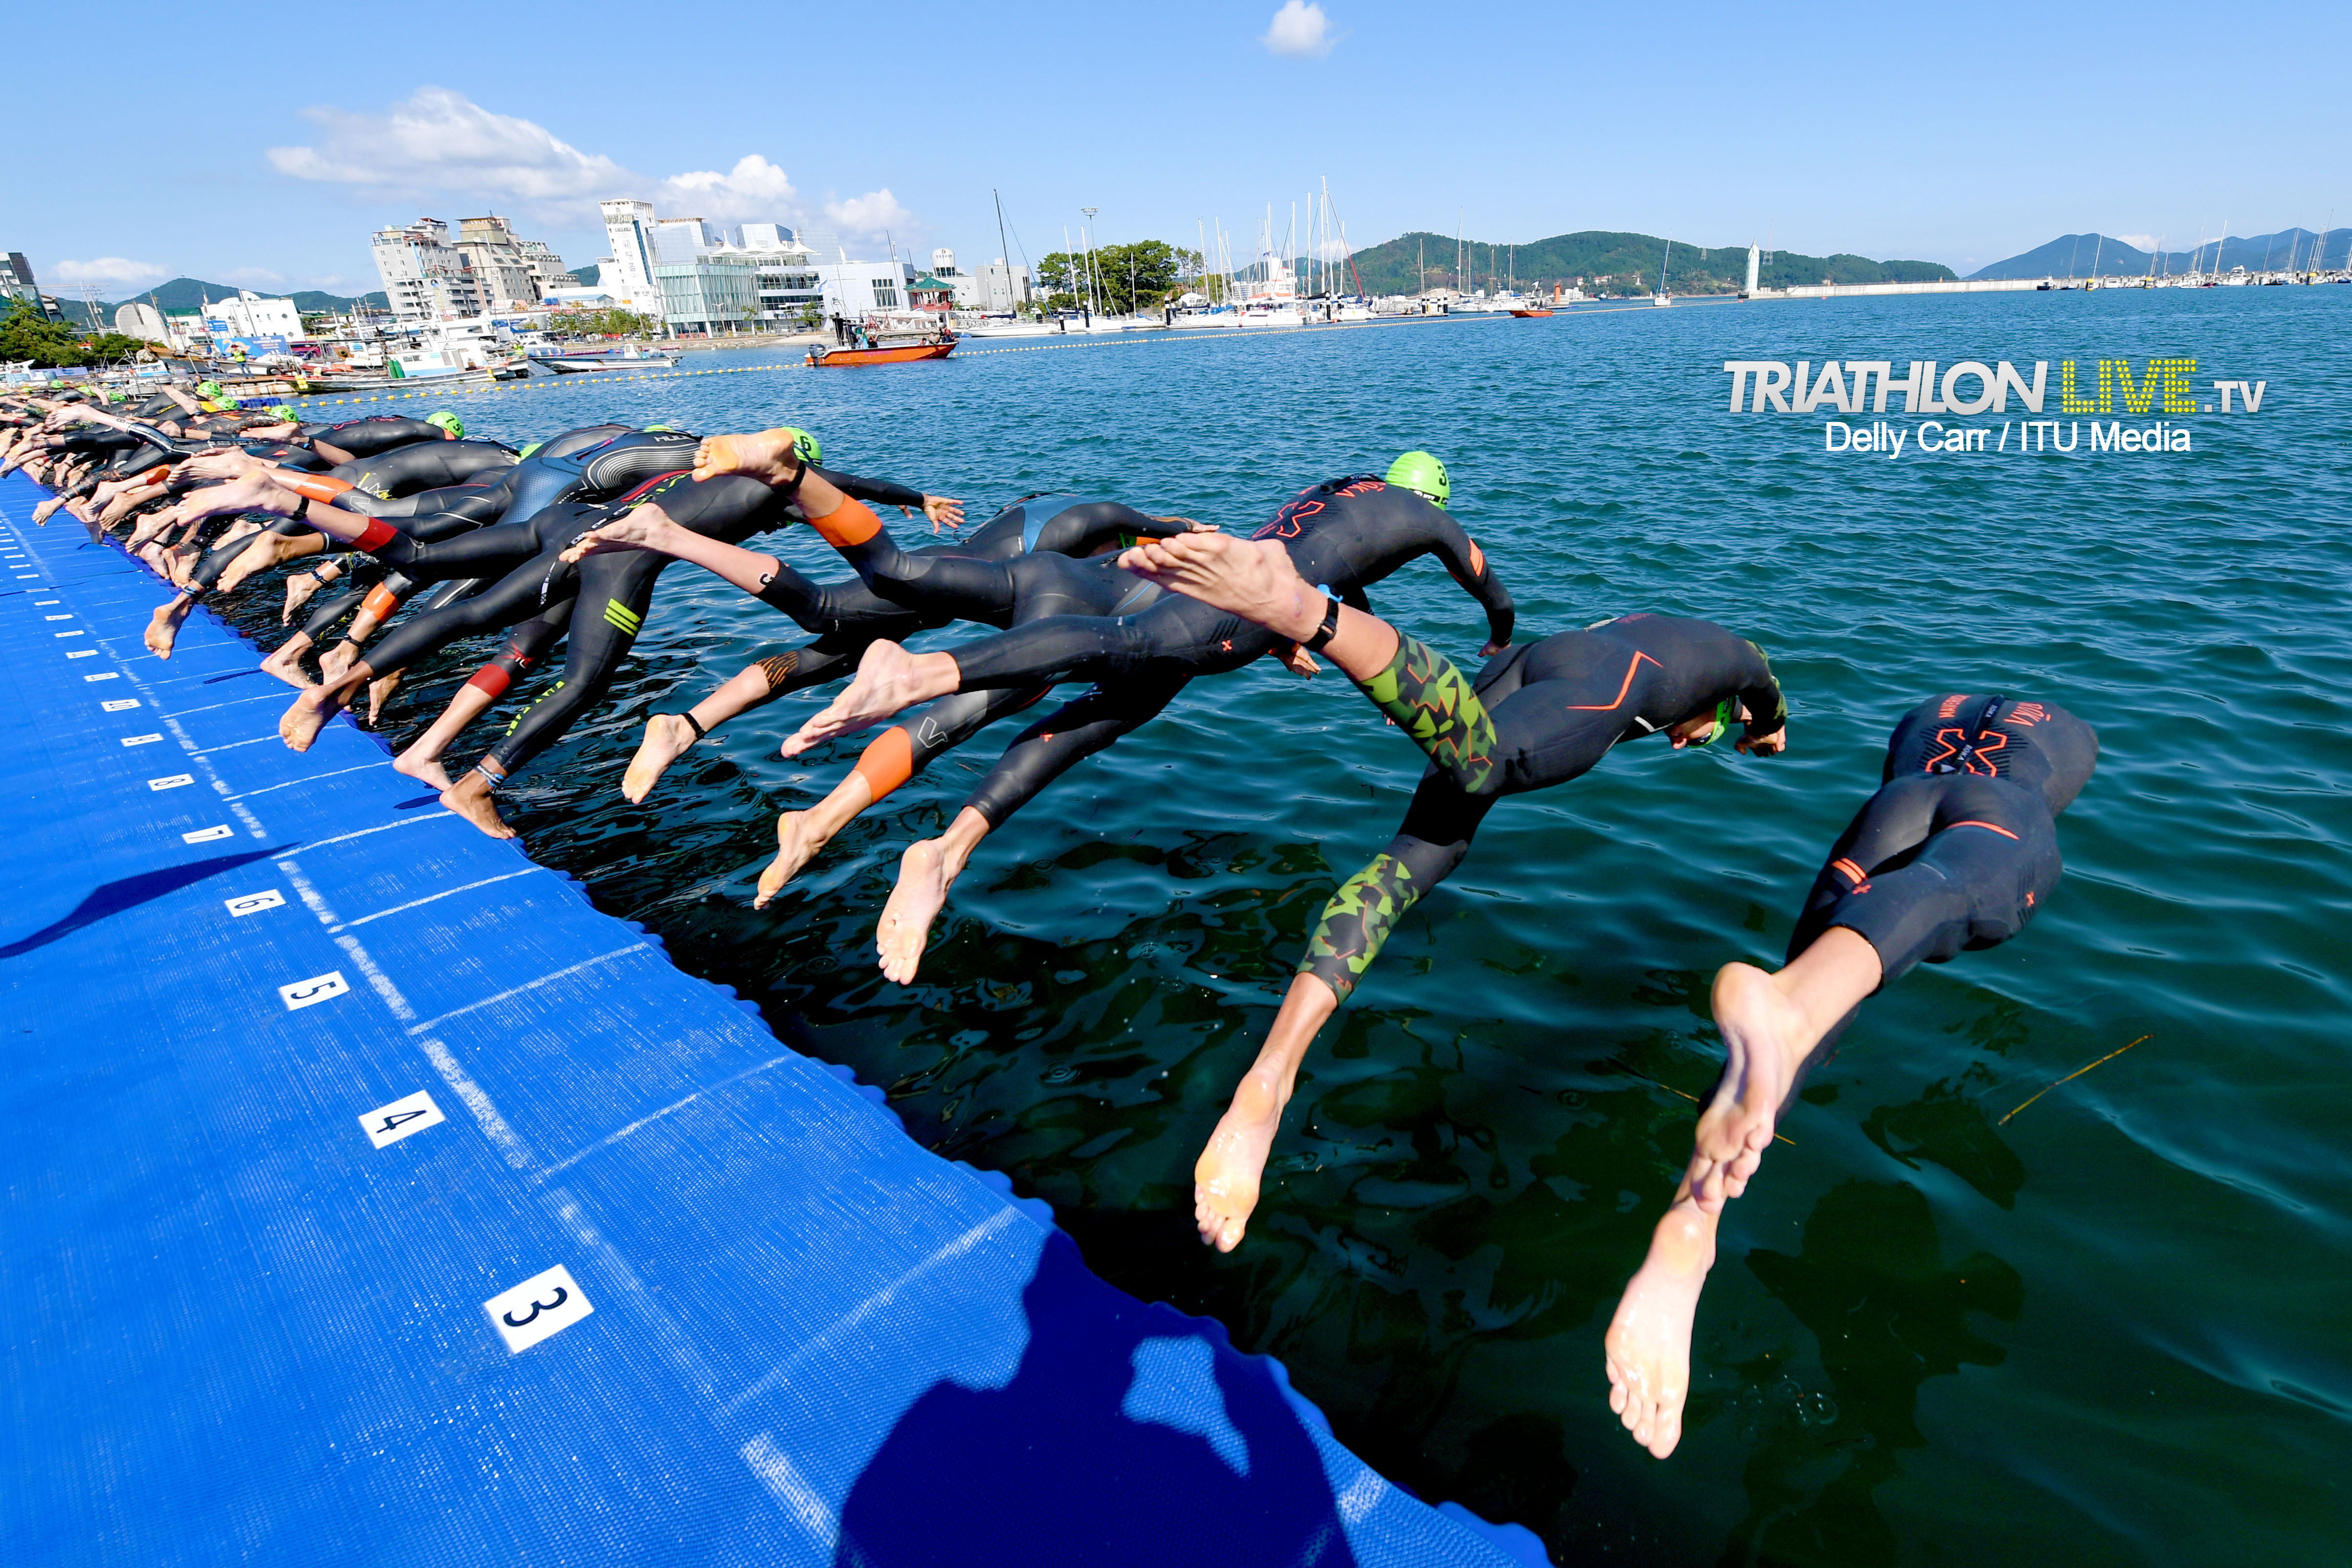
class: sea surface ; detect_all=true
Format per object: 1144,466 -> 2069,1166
236,289 -> 2351,1564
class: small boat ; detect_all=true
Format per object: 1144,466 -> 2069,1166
532,353 -> 681,374
807,340 -> 957,368
1510,308 -> 1554,318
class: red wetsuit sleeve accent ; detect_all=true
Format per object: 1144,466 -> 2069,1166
464,663 -> 512,698
851,726 -> 915,799
808,494 -> 882,548
135,464 -> 171,487
351,518 -> 398,554
360,582 -> 401,619
281,473 -> 355,503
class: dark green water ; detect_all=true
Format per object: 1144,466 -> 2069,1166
248,293 -> 2351,1564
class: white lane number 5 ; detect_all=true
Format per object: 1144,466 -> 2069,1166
278,971 -> 350,1011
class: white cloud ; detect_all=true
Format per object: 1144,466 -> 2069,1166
51,257 -> 172,291
268,87 -> 631,213
824,189 -> 916,243
1262,0 -> 1338,58
2115,233 -> 2159,251
659,155 -> 799,221
265,88 -> 897,242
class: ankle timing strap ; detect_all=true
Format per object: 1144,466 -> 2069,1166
673,710 -> 707,740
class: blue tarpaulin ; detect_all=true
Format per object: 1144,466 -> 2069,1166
0,471 -> 1541,1567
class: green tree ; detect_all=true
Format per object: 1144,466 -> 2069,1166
1033,242 -> 1199,314
0,299 -> 85,368
81,331 -> 152,366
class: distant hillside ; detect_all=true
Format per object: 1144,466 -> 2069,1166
1969,229 -> 2352,280
1343,231 -> 1955,296
52,276 -> 389,329
569,264 -> 601,287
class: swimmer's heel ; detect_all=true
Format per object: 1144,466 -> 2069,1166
1357,633 -> 1497,794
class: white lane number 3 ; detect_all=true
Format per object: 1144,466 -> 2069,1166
484,1265 -> 594,1353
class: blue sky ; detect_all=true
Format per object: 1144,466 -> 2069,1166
5,0 -> 2346,297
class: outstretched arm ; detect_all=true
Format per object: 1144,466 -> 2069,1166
560,504 -> 785,597
1423,508 -> 1516,654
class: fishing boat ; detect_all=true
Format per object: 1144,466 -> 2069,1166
1510,307 -> 1554,318
531,351 -> 681,374
807,340 -> 956,367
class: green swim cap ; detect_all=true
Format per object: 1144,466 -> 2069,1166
1695,696 -> 1738,747
266,405 -> 297,422
519,441 -> 544,459
1386,450 -> 1450,508
197,380 -> 224,399
783,426 -> 821,464
643,422 -> 676,433
426,410 -> 464,438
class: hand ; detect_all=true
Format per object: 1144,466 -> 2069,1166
1737,727 -> 1786,757
919,495 -> 965,532
181,449 -> 263,481
1480,639 -> 1507,658
1277,642 -> 1320,677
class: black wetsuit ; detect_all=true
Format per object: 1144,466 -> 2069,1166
295,416 -> 448,460
939,477 -> 1512,694
798,494 -> 1194,794
1297,614 -> 1787,1001
1790,694 -> 2096,985
912,478 -> 1515,839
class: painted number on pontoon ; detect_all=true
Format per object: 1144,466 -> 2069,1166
100,699 -> 140,712
359,1089 -> 445,1149
182,825 -> 233,843
147,774 -> 194,791
484,1265 -> 593,1353
224,890 -> 285,918
278,971 -> 350,1011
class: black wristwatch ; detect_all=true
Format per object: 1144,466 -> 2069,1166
1302,594 -> 1341,652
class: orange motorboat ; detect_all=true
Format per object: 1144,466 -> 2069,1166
1509,308 -> 1554,318
807,340 -> 957,367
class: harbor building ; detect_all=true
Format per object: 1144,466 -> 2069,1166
203,290 -> 302,339
454,215 -> 569,311
371,219 -> 486,322
815,259 -> 918,321
596,199 -> 667,315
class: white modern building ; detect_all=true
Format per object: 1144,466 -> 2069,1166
816,259 -> 918,321
974,260 -> 1033,313
596,199 -> 665,314
205,290 -> 304,338
371,219 -> 486,321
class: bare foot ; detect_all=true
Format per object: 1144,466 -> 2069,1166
874,836 -> 956,978
393,744 -> 454,792
216,536 -> 284,594
283,570 -> 328,622
1117,532 -> 1322,640
1193,1067 -> 1285,1252
318,640 -> 359,685
623,713 -> 698,802
32,495 -> 63,524
691,428 -> 803,486
260,635 -> 318,688
80,509 -> 105,545
780,641 -> 954,757
1691,963 -> 1807,1211
752,811 -> 828,908
1604,1207 -> 1712,1460
364,671 -> 401,725
440,769 -> 516,839
280,685 -> 348,751
163,544 -> 203,587
145,598 -> 190,658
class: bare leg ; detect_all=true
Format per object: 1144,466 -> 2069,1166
754,772 -> 876,908
440,761 -> 516,839
1605,1178 -> 1715,1460
394,683 -> 496,792
282,662 -> 374,750
1192,972 -> 1341,1251
875,806 -> 990,981
1689,927 -> 1881,1211
624,713 -> 703,803
1119,531 -> 1402,676
283,566 -> 335,623
781,641 -> 959,756
259,631 -> 318,688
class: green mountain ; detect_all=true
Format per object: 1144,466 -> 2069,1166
1966,229 -> 2351,280
51,277 -> 389,330
569,264 -> 600,287
1343,231 -> 1955,296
